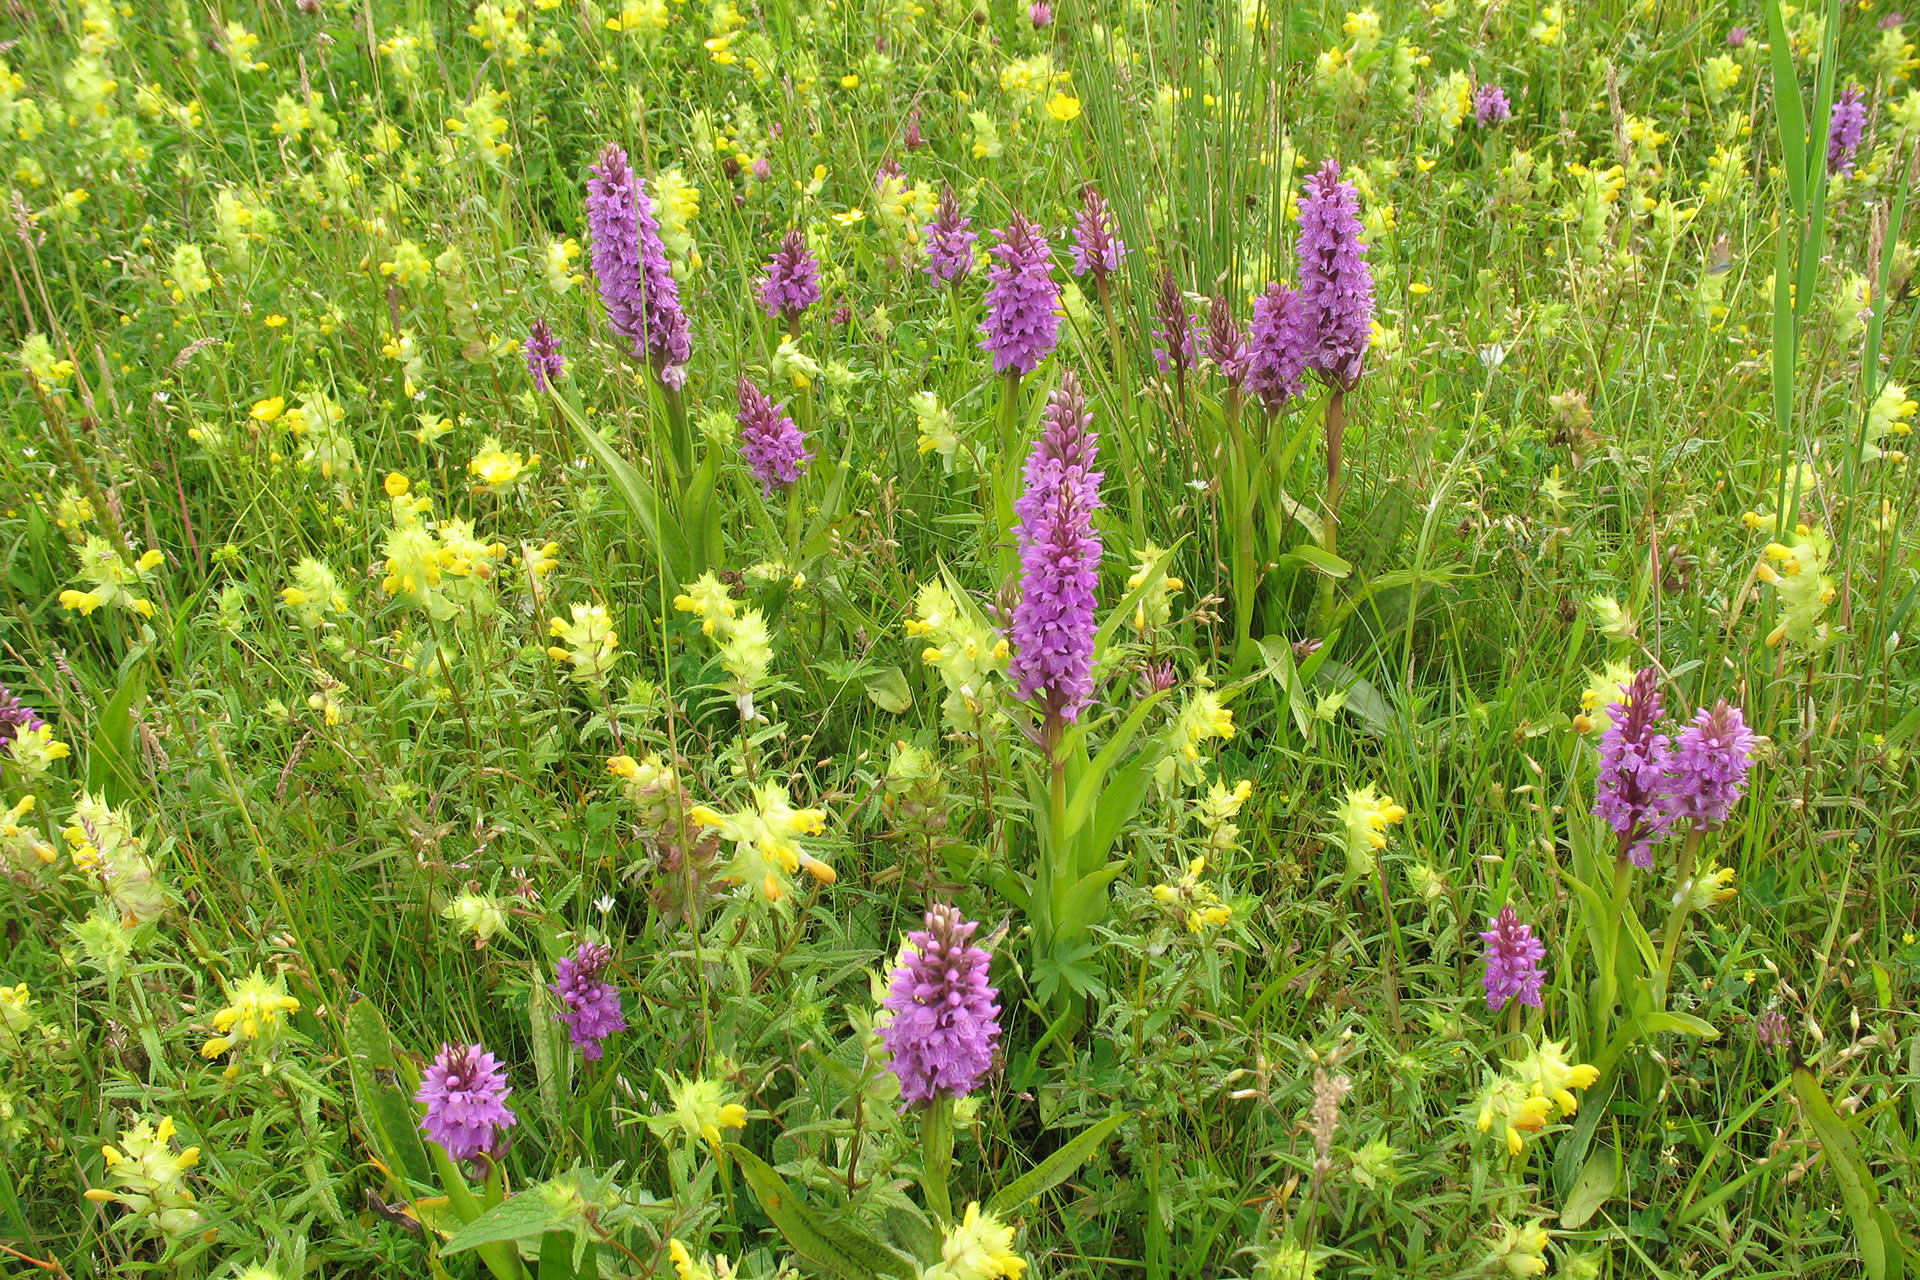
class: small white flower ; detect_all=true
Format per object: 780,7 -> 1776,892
1478,342 -> 1510,369
594,894 -> 615,914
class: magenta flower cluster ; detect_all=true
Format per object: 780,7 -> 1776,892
1151,268 -> 1197,381
1479,905 -> 1547,1011
1207,294 -> 1248,388
1594,668 -> 1757,867
1008,372 -> 1104,724
736,375 -> 812,497
1473,84 -> 1512,125
584,144 -> 691,389
879,904 -> 1002,1106
1295,159 -> 1375,391
551,942 -> 626,1061
925,186 -> 977,285
1069,186 -> 1127,282
1667,701 -> 1760,831
979,211 -> 1061,376
759,230 -> 822,325
416,1042 -> 517,1163
1829,85 -> 1867,177
522,318 -> 563,392
1244,282 -> 1310,413
0,685 -> 45,739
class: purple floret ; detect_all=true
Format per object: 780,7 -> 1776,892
1296,159 -> 1375,391
1593,666 -> 1675,868
0,686 -> 46,740
1473,84 -> 1512,125
1665,700 -> 1756,831
979,211 -> 1060,377
1479,905 -> 1547,1011
759,230 -> 822,326
1008,371 -> 1103,723
416,1042 -> 517,1163
1207,294 -> 1248,388
585,144 -> 691,389
551,942 -> 627,1061
1151,267 -> 1197,382
1244,281 -> 1311,413
523,318 -> 564,392
925,185 -> 978,285
1828,85 -> 1867,177
736,374 -> 812,497
878,904 -> 1002,1106
1069,186 -> 1127,282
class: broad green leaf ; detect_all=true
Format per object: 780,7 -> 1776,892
863,667 -> 913,714
1560,1146 -> 1619,1228
344,1001 -> 432,1186
1792,1066 -> 1897,1280
1766,0 -> 1807,215
442,1191 -> 563,1254
988,1113 -> 1128,1216
1256,636 -> 1314,741
728,1147 -> 914,1280
1285,542 -> 1351,578
553,392 -> 682,579
1056,863 -> 1128,937
1084,753 -> 1158,874
87,669 -> 146,806
1060,690 -> 1168,846
1312,659 -> 1391,736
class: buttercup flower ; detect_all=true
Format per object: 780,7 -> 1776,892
469,437 -> 537,493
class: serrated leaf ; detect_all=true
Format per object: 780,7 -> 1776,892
442,1192 -> 563,1254
527,981 -> 570,1131
728,1146 -> 914,1280
988,1113 -> 1128,1216
344,1001 -> 433,1186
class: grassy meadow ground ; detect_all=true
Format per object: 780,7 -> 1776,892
1,0 -> 1919,1276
